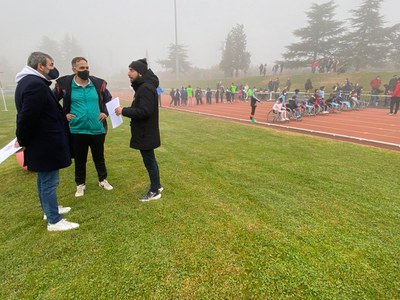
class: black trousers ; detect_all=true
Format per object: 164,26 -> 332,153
71,133 -> 107,185
390,97 -> 400,114
140,149 -> 161,192
251,105 -> 257,116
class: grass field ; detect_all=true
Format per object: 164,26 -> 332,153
0,96 -> 399,299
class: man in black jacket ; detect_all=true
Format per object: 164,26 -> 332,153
115,58 -> 162,201
15,51 -> 79,231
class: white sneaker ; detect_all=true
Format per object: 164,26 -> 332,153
75,184 -> 86,197
47,219 -> 79,232
43,205 -> 71,220
99,179 -> 113,190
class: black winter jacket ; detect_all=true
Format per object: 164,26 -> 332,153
122,69 -> 160,150
15,74 -> 71,172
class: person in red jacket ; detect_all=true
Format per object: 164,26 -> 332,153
370,76 -> 382,106
388,78 -> 400,115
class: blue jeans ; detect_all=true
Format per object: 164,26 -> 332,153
37,170 -> 62,224
140,149 -> 161,193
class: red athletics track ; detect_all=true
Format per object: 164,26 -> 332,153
112,92 -> 400,151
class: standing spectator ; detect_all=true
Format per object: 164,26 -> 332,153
326,57 -> 333,73
237,88 -> 242,102
332,58 -> 339,73
293,89 -> 302,120
215,87 -> 220,103
219,85 -> 225,103
286,78 -> 292,92
273,78 -> 280,93
174,88 -> 180,107
388,75 -> 398,92
342,78 -> 353,94
370,75 -> 382,107
55,57 -> 113,197
304,78 -> 313,95
230,82 -> 237,102
169,88 -> 175,106
115,58 -> 163,201
15,51 -> 79,231
195,87 -> 203,105
311,60 -> 318,73
267,80 -> 274,92
247,86 -> 254,102
388,77 -> 400,115
156,86 -> 164,107
180,86 -> 187,106
186,85 -> 194,106
259,64 -> 264,76
272,64 -> 279,75
225,88 -> 232,103
384,84 -> 390,107
206,87 -> 212,104
242,86 -> 247,101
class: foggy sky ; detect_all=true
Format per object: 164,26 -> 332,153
0,0 -> 398,76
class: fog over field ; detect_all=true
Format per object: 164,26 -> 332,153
0,0 -> 398,81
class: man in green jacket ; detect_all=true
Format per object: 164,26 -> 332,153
55,57 -> 113,197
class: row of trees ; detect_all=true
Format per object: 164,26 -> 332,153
158,23 -> 250,78
36,35 -> 83,73
284,0 -> 400,71
159,0 -> 399,77
0,34 -> 83,85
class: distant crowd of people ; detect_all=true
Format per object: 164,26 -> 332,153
168,82 -> 264,107
311,57 -> 342,74
167,75 -> 399,109
258,63 -> 284,77
165,74 -> 400,121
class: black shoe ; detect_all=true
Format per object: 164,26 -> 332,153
139,191 -> 162,202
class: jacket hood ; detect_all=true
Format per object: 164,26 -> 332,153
131,68 -> 159,91
15,65 -> 49,83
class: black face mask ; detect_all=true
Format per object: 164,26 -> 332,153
48,67 -> 59,80
77,70 -> 90,80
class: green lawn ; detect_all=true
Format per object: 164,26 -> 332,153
0,96 -> 399,299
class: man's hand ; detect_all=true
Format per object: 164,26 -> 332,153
115,106 -> 123,116
14,140 -> 25,151
66,113 -> 76,122
99,112 -> 107,121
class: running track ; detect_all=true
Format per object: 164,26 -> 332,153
113,92 -> 400,151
